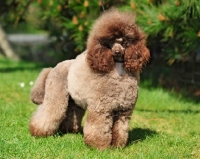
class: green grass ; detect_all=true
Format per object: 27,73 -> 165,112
0,55 -> 200,159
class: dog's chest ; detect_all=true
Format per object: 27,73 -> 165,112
69,71 -> 139,110
96,72 -> 139,109
115,62 -> 126,76
67,53 -> 139,110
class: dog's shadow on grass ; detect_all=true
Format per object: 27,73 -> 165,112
127,128 -> 158,145
57,127 -> 158,146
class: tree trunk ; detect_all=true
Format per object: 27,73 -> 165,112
0,25 -> 20,61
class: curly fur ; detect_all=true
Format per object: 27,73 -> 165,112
29,8 -> 150,149
87,8 -> 149,73
30,68 -> 52,105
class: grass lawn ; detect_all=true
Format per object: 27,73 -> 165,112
0,55 -> 200,159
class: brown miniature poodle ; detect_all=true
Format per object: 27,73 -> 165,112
29,8 -> 150,149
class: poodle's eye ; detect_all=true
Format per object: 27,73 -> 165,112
99,39 -> 107,46
130,38 -> 137,43
125,36 -> 138,44
109,40 -> 114,46
122,41 -> 128,47
99,38 -> 113,48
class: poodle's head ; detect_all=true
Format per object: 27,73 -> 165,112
86,8 -> 150,73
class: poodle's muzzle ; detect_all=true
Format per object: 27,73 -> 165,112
111,38 -> 125,63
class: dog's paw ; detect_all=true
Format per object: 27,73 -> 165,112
29,120 -> 56,137
29,110 -> 58,137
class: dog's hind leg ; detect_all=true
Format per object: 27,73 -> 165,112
59,98 -> 85,134
29,60 -> 74,137
30,68 -> 52,105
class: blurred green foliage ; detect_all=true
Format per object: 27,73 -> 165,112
0,0 -> 200,63
36,0 -> 128,52
132,0 -> 200,64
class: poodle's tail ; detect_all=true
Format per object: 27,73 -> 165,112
30,68 -> 52,105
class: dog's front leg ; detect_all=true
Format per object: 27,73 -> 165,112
111,109 -> 133,148
29,63 -> 70,137
84,111 -> 113,150
59,99 -> 85,134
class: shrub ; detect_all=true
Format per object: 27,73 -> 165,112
131,0 -> 200,64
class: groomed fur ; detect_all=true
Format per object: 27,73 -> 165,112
87,8 -> 150,73
29,8 -> 150,150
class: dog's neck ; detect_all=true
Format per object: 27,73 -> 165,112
115,62 -> 126,76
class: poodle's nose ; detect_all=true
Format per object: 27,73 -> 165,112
114,50 -> 121,56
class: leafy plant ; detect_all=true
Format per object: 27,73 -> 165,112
131,0 -> 200,64
0,0 -> 128,60
36,0 -> 128,53
1,0 -> 200,64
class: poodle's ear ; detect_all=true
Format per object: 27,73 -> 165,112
124,41 -> 150,72
86,43 -> 114,73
